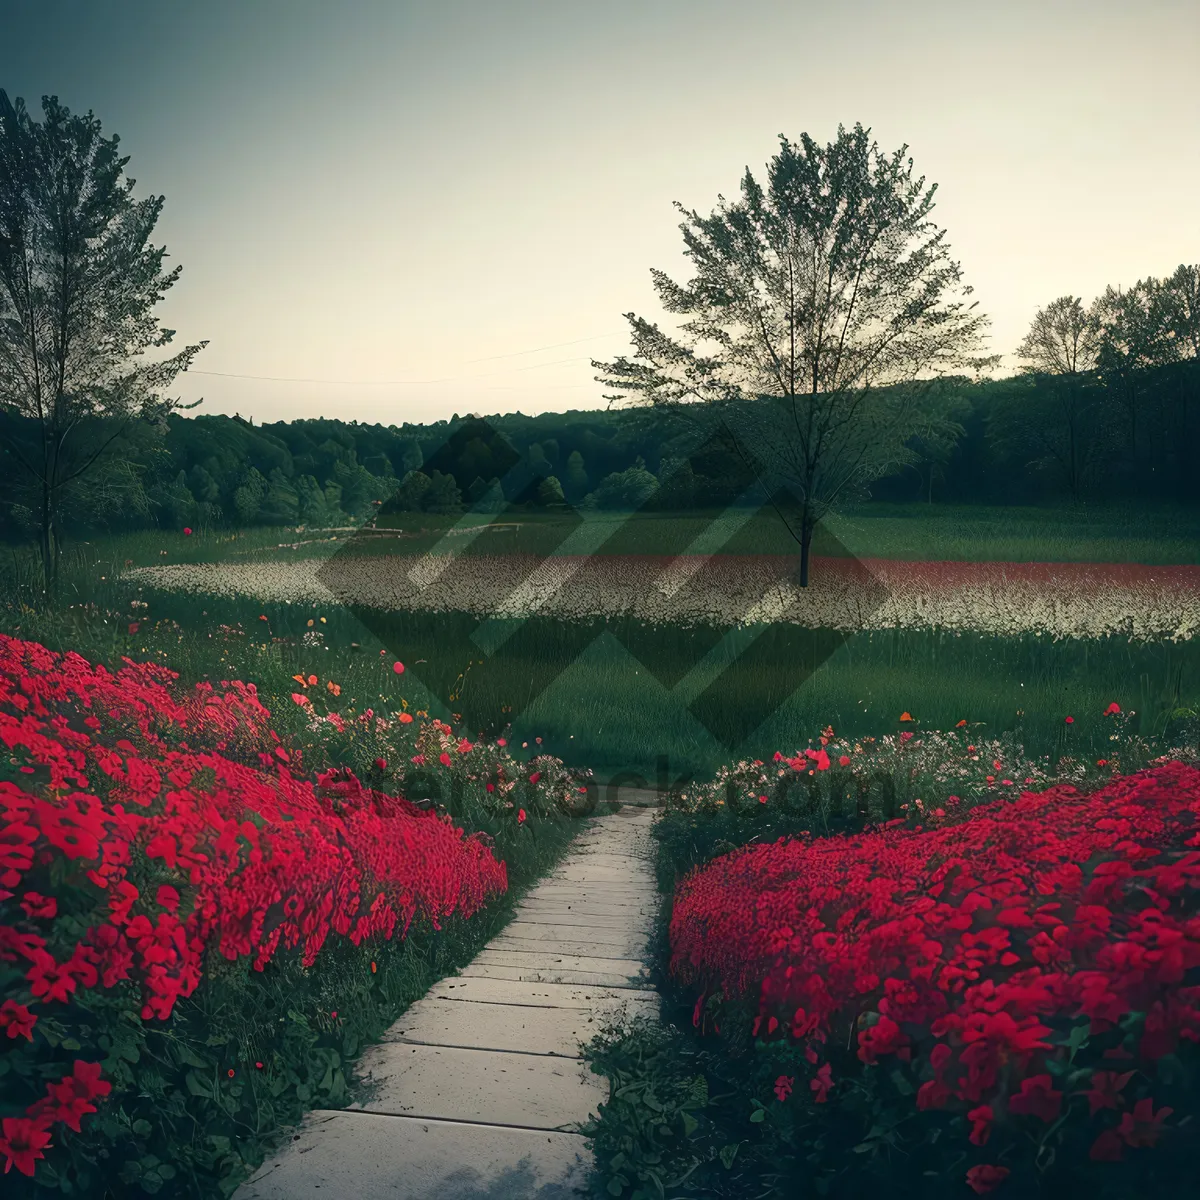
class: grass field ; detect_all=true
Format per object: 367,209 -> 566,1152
3,501 -> 1197,786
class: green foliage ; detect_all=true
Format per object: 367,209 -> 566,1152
582,466 -> 661,511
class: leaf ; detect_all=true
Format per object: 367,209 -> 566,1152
185,1070 -> 213,1099
176,1045 -> 210,1069
132,1119 -> 152,1137
61,1037 -> 81,1051
607,1178 -> 625,1196
749,1108 -> 765,1123
681,1112 -> 699,1136
718,1142 -> 740,1170
890,1068 -> 914,1096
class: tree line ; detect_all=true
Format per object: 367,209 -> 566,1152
1,93 -> 1196,594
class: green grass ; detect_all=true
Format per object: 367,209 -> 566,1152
3,500 -> 1197,787
11,499 -> 1192,582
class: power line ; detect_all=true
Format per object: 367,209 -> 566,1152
186,331 -> 629,386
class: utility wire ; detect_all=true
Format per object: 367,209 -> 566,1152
186,331 -> 628,386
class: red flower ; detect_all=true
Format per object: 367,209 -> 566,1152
20,891 -> 56,919
967,1104 -> 993,1145
1083,1069 -> 1134,1116
128,622 -> 140,635
0,1000 -> 36,1042
809,1063 -> 832,1103
399,712 -> 413,724
838,755 -> 851,767
26,953 -> 77,1004
1118,1097 -> 1173,1148
1007,1074 -> 1061,1123
42,1061 -> 111,1132
1105,702 -> 1121,715
393,662 -> 404,674
773,1074 -> 794,1102
966,1165 -> 1009,1194
528,772 -> 541,784
0,1116 -> 53,1177
183,527 -> 192,535
374,758 -> 387,771
518,809 -> 526,824
1065,715 -> 1074,724
1090,1129 -> 1124,1161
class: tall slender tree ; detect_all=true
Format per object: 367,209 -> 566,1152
0,91 -> 207,594
592,122 -> 997,584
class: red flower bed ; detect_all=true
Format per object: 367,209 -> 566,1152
0,635 -> 506,1177
669,760 -> 1200,1186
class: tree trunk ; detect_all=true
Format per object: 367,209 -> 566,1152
799,518 -> 813,588
39,479 -> 54,599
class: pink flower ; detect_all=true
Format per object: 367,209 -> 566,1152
183,527 -> 193,536
773,1074 -> 794,1102
393,662 -> 404,674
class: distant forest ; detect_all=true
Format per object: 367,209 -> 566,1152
1,359 -> 1198,540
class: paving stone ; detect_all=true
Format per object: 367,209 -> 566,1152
457,962 -> 653,988
381,997 -> 611,1056
510,909 -> 648,929
429,977 -> 659,1011
349,1042 -> 609,1129
474,948 -> 649,973
490,935 -> 648,960
235,1110 -> 592,1199
498,921 -> 650,945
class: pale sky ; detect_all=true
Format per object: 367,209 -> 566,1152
3,0 -> 1197,424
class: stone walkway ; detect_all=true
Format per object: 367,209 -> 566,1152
236,804 -> 660,1199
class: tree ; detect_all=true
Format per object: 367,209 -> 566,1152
563,450 -> 589,501
1158,263 -> 1200,360
987,372 -> 1115,503
592,122 -> 997,585
0,91 -> 207,593
1015,295 -> 1101,376
1093,277 -> 1175,456
537,474 -> 565,505
392,469 -> 431,512
903,382 -> 970,504
581,465 -> 660,511
656,455 -> 696,508
999,295 -> 1118,502
423,469 -> 463,514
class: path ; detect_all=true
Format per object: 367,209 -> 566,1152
236,803 -> 660,1199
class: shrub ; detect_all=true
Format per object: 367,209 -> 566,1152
0,635 -> 526,1194
665,760 -> 1200,1196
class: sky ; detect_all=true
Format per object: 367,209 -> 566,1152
2,0 -> 1198,426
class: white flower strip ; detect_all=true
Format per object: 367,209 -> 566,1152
125,554 -> 1200,642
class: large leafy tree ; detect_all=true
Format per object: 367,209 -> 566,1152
0,91 -> 207,593
592,122 -> 997,585
990,295 -> 1118,502
1015,295 -> 1101,376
